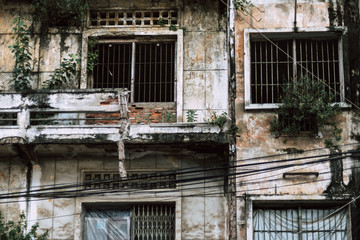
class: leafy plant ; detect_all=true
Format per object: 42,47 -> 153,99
32,0 -> 88,31
186,110 -> 198,122
270,75 -> 341,143
169,24 -> 186,32
9,16 -> 33,91
234,0 -> 253,12
0,211 -> 48,240
229,123 -> 240,135
42,54 -> 80,89
158,18 -> 167,26
87,37 -> 98,72
207,111 -> 228,127
161,110 -> 176,123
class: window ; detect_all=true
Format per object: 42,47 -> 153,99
253,205 -> 349,240
245,31 -> 344,108
83,204 -> 176,240
90,37 -> 176,103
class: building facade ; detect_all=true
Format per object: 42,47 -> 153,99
0,0 -> 233,239
234,0 -> 360,239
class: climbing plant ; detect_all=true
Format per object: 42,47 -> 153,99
87,37 -> 98,73
270,75 -> 341,144
42,54 -> 80,89
234,0 -> 253,12
32,0 -> 88,31
9,16 -> 33,91
0,211 -> 48,240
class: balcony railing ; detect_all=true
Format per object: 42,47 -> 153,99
0,89 -> 128,144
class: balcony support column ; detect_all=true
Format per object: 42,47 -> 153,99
118,140 -> 127,178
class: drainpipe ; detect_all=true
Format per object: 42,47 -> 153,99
294,0 -> 298,32
227,0 -> 237,239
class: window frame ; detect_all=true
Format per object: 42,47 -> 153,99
75,198 -> 182,240
81,28 -> 184,121
83,203 -> 176,240
245,197 -> 352,240
89,37 -> 177,103
244,28 -> 346,110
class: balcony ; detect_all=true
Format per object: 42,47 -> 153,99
0,89 -> 129,144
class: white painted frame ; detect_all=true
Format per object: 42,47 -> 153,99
244,27 -> 346,110
80,29 -> 184,121
244,195 -> 352,240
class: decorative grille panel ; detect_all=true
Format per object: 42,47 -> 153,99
90,10 -> 178,27
132,204 -> 175,240
84,171 -> 177,190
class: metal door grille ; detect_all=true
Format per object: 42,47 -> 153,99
92,41 -> 175,102
250,38 -> 340,104
253,206 -> 349,240
132,204 -> 175,240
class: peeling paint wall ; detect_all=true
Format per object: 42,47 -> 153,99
0,144 -> 227,239
0,0 -> 229,123
235,0 -> 360,239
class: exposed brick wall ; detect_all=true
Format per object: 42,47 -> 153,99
129,104 -> 176,124
88,98 -> 176,125
86,97 -> 122,125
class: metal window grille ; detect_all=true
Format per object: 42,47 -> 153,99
253,206 -> 349,240
84,171 -> 177,190
92,40 -> 176,103
90,10 -> 178,27
278,111 -> 317,133
250,37 -> 340,104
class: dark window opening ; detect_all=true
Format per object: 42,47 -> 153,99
250,36 -> 341,104
92,40 -> 176,103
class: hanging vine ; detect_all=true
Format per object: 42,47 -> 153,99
9,16 -> 33,91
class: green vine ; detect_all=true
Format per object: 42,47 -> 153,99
87,37 -> 98,73
270,75 -> 341,144
32,0 -> 88,31
234,0 -> 253,12
9,16 -> 33,91
42,54 -> 80,89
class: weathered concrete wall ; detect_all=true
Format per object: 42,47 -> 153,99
0,144 -> 227,240
235,0 -> 360,239
0,0 -> 229,123
0,2 -> 81,90
182,0 -> 229,122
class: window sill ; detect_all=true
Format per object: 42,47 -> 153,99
245,102 -> 351,110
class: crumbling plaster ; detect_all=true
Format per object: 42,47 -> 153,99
0,144 -> 228,239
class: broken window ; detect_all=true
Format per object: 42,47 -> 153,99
253,205 -> 349,240
248,32 -> 343,105
89,38 -> 176,103
83,203 -> 176,240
